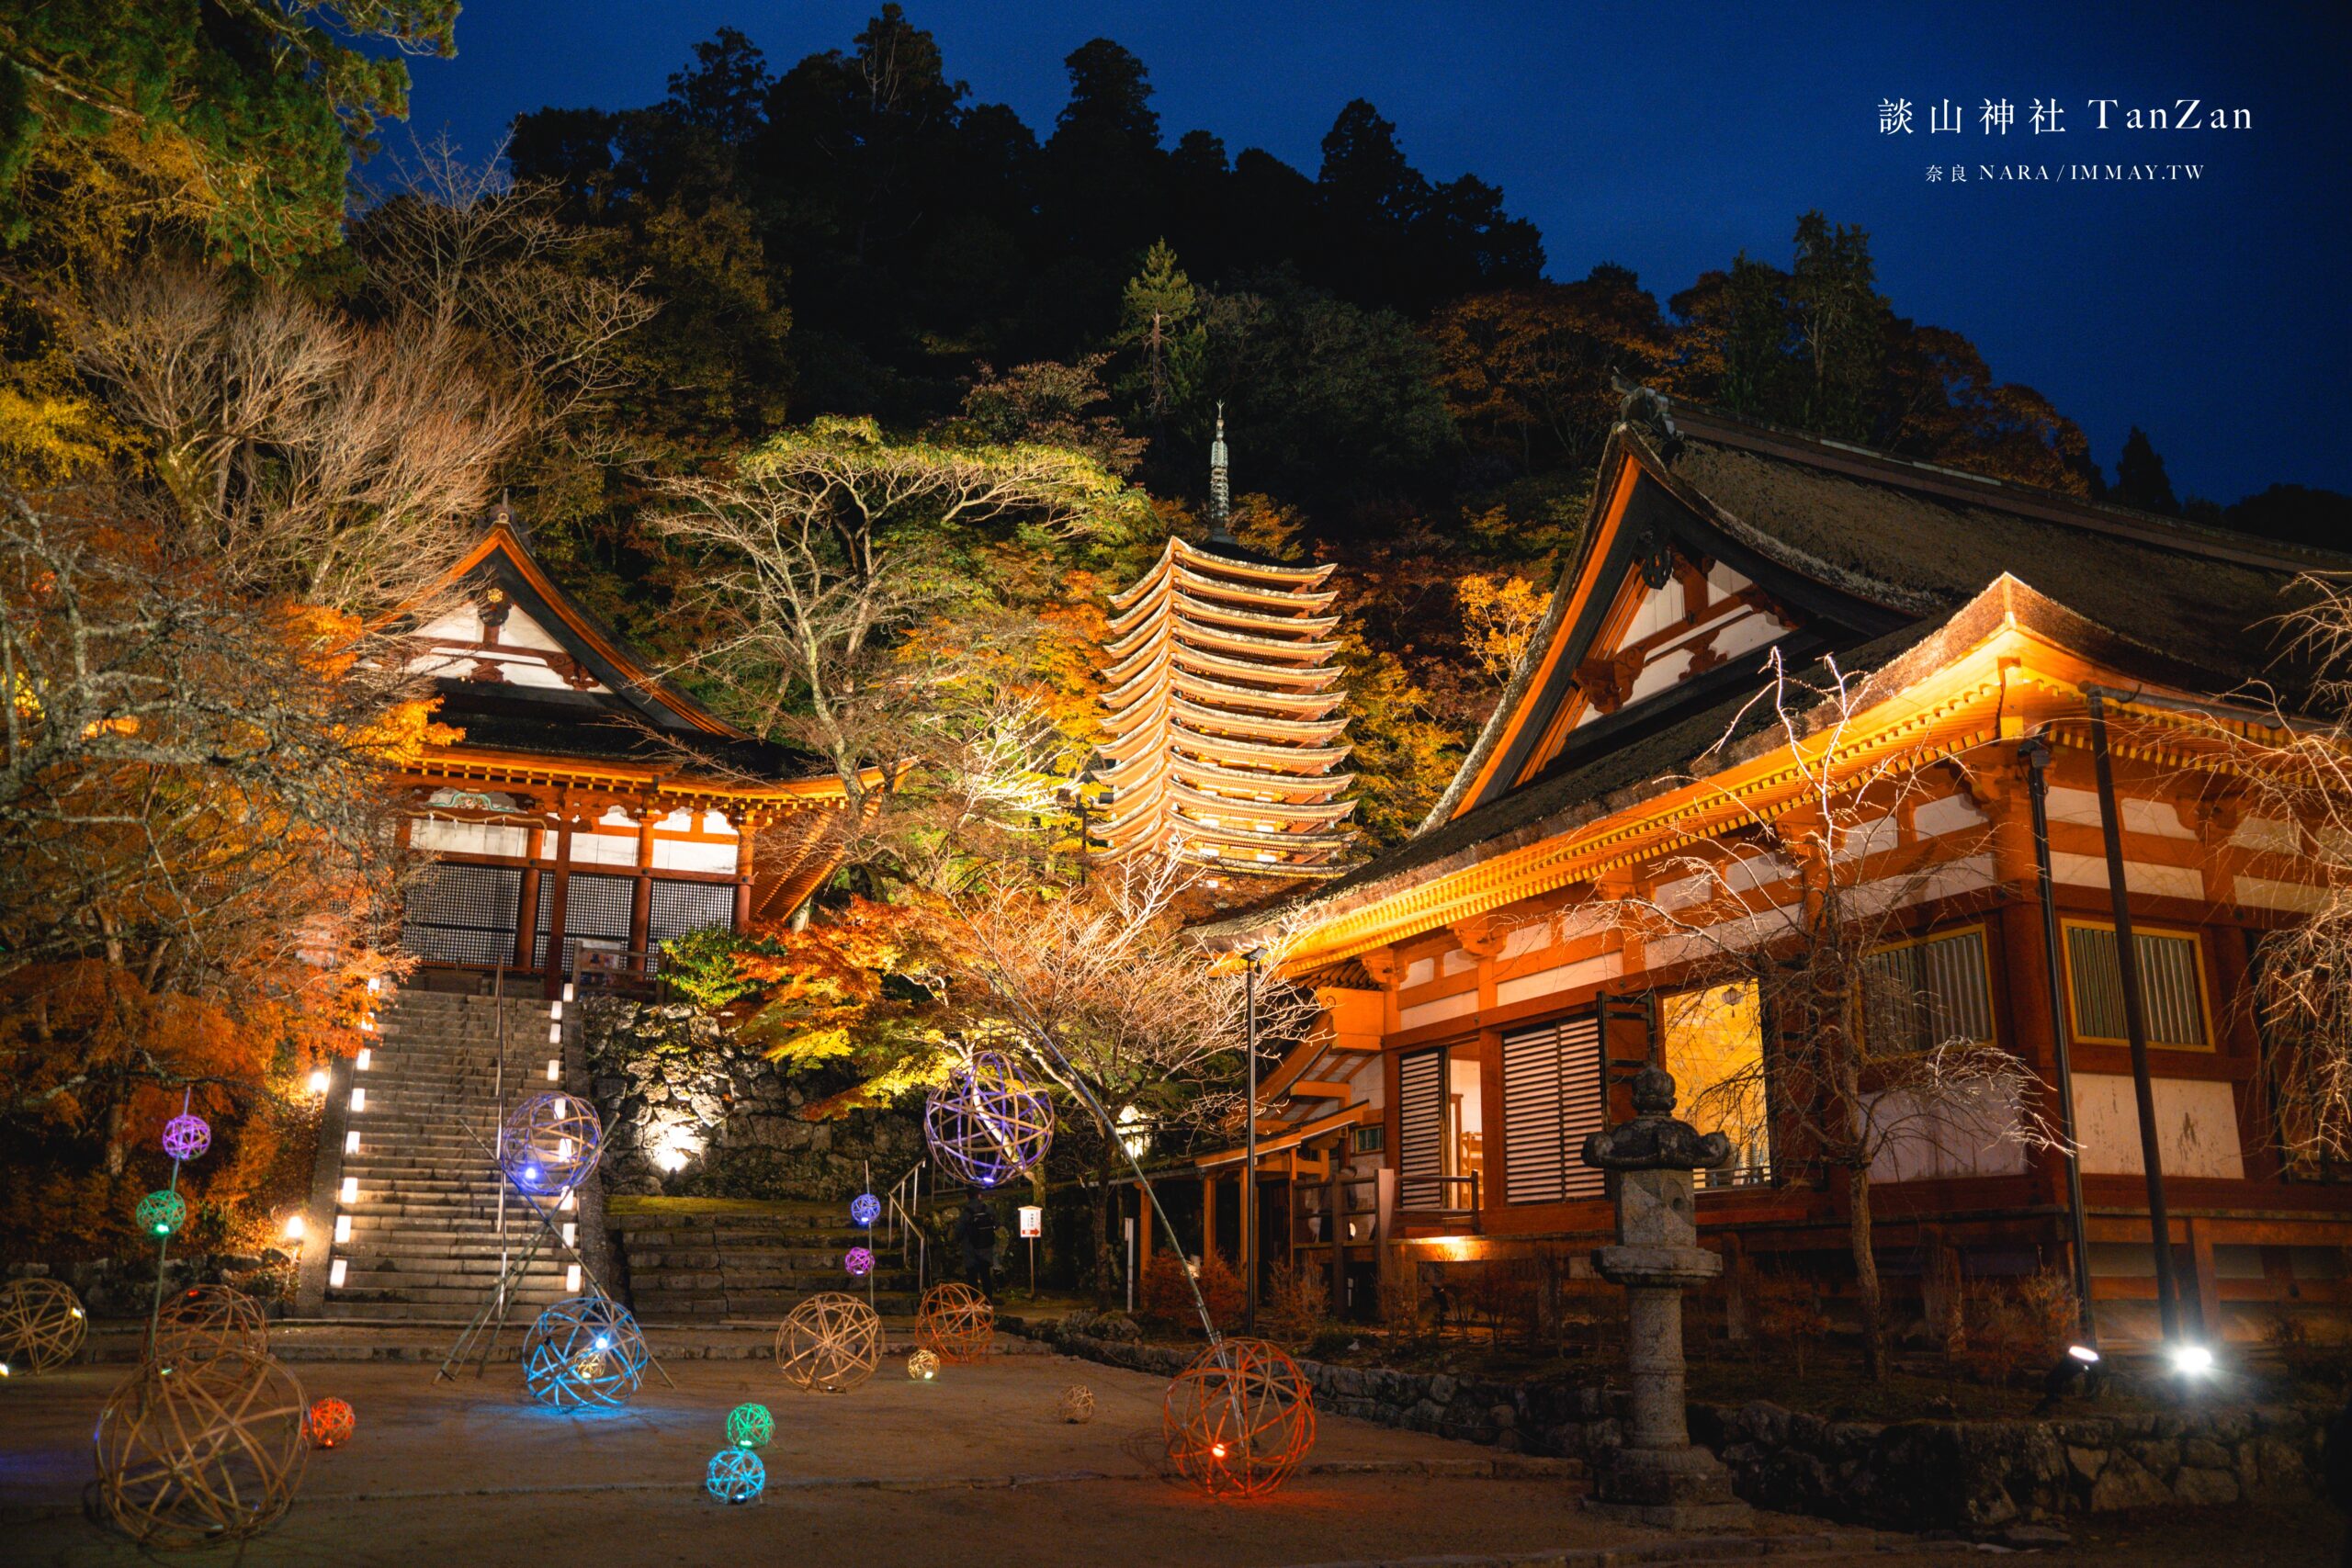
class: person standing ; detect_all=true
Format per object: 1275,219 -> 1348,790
955,1189 -> 1001,1303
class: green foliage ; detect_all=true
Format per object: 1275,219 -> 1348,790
0,0 -> 458,264
661,926 -> 781,1013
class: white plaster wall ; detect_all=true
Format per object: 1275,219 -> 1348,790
2074,1073 -> 2245,1180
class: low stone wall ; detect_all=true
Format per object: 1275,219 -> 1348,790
581,999 -> 922,1199
1027,1319 -> 2329,1533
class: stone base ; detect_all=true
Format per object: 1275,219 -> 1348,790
1588,1443 -> 1752,1531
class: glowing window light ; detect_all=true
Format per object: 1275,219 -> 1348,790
329,1258 -> 347,1288
340,1177 -> 358,1204
565,1265 -> 582,1292
334,1214 -> 353,1244
346,1086 -> 365,1111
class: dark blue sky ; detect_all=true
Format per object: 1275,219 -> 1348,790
396,1 -> 2351,507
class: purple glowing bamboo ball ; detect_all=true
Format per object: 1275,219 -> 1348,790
849,1192 -> 881,1227
161,1114 -> 211,1162
844,1247 -> 875,1278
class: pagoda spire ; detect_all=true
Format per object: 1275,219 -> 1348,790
1207,400 -> 1233,543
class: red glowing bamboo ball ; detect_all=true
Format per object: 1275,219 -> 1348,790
305,1397 -> 356,1450
1162,1337 -> 1317,1499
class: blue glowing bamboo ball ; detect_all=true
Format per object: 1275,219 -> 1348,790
521,1296 -> 647,1410
134,1190 -> 187,1239
849,1192 -> 881,1227
726,1403 -> 773,1450
499,1092 -> 604,1197
707,1447 -> 765,1504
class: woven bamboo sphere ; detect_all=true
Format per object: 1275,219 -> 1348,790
150,1284 -> 269,1374
499,1091 -> 605,1196
726,1402 -> 773,1450
775,1292 -> 880,1393
522,1296 -> 648,1410
161,1113 -> 212,1162
905,1348 -> 940,1381
0,1277 -> 88,1372
1162,1337 -> 1317,1498
133,1189 -> 187,1239
1056,1383 -> 1095,1424
915,1281 -> 995,1362
707,1447 -> 765,1504
94,1349 -> 309,1549
305,1397 -> 356,1449
923,1051 -> 1053,1188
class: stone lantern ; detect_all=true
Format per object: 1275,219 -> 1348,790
1578,1064 -> 1751,1529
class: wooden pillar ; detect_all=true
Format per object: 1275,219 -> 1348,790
1326,1148 -> 1345,1316
733,816 -> 760,931
2188,1219 -> 2223,1341
1202,1173 -> 1218,1264
1136,1185 -> 1154,1275
513,820 -> 542,970
629,803 -> 657,967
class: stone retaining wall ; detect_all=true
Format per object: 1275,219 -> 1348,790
1027,1319 -> 2329,1533
581,1000 -> 922,1199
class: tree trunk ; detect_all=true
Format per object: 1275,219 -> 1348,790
1091,1148 -> 1117,1308
1847,1161 -> 1885,1381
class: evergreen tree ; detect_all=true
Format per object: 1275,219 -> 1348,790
2114,426 -> 2183,515
1114,240 -> 1205,429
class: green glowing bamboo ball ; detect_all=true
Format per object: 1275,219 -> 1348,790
134,1190 -> 187,1240
726,1402 -> 774,1450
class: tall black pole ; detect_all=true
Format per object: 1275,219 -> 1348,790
2086,694 -> 2181,1342
2022,738 -> 2098,1344
1243,950 -> 1260,1333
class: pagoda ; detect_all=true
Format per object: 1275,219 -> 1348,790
1093,410 -> 1356,879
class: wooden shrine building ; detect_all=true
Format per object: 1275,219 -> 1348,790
1094,411 -> 1357,881
1184,390 -> 2352,1347
389,510 -> 858,995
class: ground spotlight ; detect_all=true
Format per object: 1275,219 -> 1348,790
2041,1342 -> 2103,1403
2170,1342 -> 2216,1377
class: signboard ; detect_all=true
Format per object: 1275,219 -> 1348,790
1018,1205 -> 1043,1238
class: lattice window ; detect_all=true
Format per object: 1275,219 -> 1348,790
1500,1014 -> 1607,1204
647,879 -> 734,973
399,863 -> 523,967
2064,922 -> 2209,1047
1861,927 -> 1996,1050
548,873 -> 634,974
1396,1050 -> 1447,1212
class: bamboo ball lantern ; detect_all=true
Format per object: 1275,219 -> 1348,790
1057,1384 -> 1096,1424
94,1349 -> 309,1549
849,1192 -> 881,1227
1162,1337 -> 1317,1499
915,1282 -> 995,1363
775,1292 -> 881,1393
306,1397 -> 356,1449
922,1052 -> 1053,1188
843,1246 -> 875,1278
726,1402 -> 774,1450
134,1189 -> 187,1240
161,1113 -> 212,1162
522,1296 -> 647,1410
0,1278 -> 88,1372
499,1092 -> 605,1197
151,1285 -> 269,1374
707,1447 -> 765,1504
906,1348 -> 940,1381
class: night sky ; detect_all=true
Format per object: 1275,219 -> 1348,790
396,1 -> 2352,508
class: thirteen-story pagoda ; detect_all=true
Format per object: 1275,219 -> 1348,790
1094,410 -> 1356,879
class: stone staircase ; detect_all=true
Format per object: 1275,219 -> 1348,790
321,987 -> 579,1323
611,1202 -> 927,1324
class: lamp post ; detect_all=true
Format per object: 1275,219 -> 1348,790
1242,947 -> 1261,1333
1060,750 -> 1105,886
2021,738 -> 2098,1345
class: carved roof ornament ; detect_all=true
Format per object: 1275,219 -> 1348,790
1580,1065 -> 1733,1173
1614,379 -> 1684,460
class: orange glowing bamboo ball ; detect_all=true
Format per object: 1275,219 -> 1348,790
1162,1337 -> 1317,1499
305,1397 -> 356,1450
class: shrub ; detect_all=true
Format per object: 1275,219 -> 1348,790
1262,1261 -> 1329,1348
1196,1252 -> 1246,1328
1965,1269 -> 2076,1385
1755,1273 -> 1832,1377
661,928 -> 779,1012
1139,1252 -> 1244,1333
